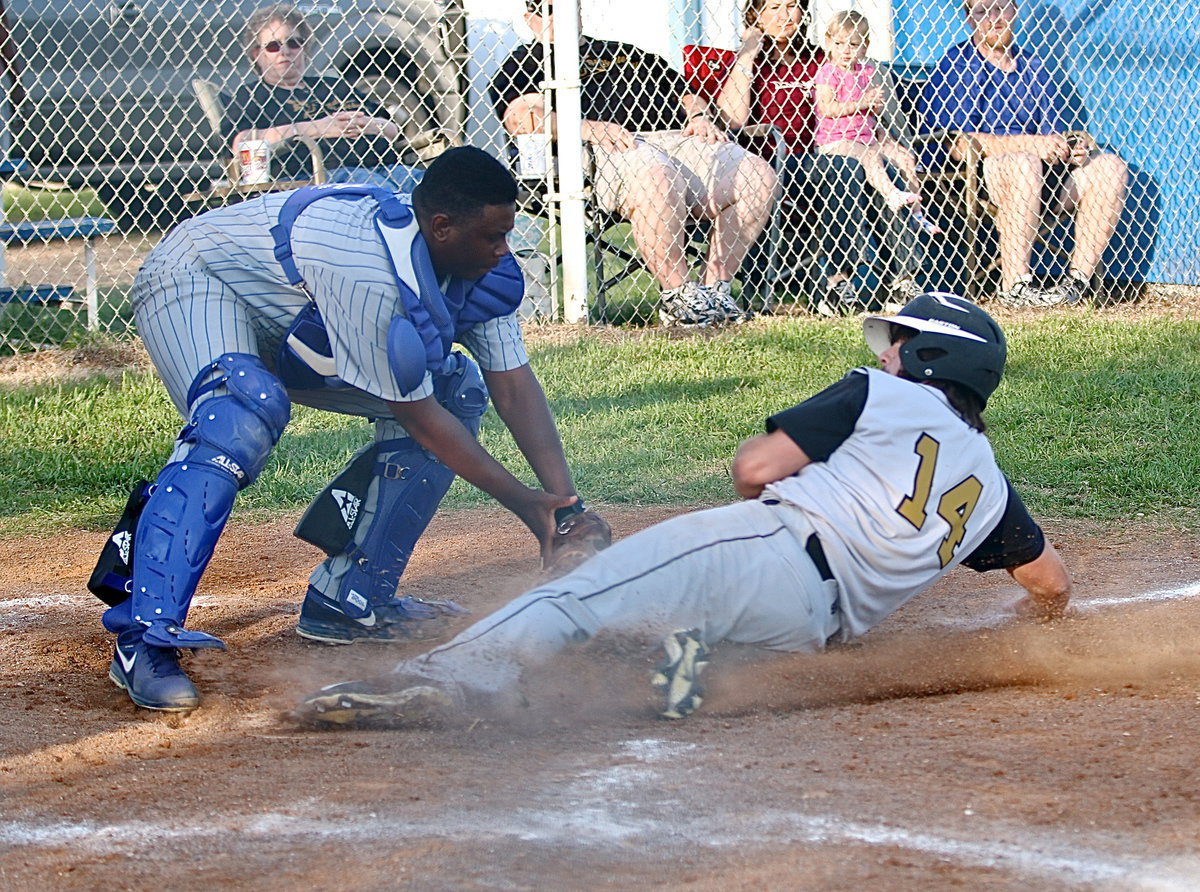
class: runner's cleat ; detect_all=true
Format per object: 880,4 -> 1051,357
652,628 -> 710,720
291,677 -> 455,728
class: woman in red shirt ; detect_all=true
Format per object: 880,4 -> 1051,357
716,0 -> 923,313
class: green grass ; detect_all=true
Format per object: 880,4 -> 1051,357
2,183 -> 107,222
1,312 -> 1198,535
0,286 -> 134,355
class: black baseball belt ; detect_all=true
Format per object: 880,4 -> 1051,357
805,533 -> 835,582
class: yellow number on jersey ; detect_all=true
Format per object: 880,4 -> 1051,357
897,433 -> 939,529
897,433 -> 983,567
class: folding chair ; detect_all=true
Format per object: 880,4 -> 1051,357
509,132 -> 713,323
190,78 -> 327,206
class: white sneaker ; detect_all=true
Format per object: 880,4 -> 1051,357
706,281 -> 752,324
658,282 -> 722,327
997,277 -> 1065,308
816,277 -> 862,316
887,276 -> 924,308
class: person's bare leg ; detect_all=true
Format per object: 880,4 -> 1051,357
982,152 -> 1043,291
877,138 -> 941,235
822,140 -> 901,207
878,137 -> 919,194
700,146 -> 779,284
1059,153 -> 1129,280
619,156 -> 691,290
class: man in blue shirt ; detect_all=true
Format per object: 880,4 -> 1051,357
923,0 -> 1127,307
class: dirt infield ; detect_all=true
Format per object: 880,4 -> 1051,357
2,506 -> 1200,889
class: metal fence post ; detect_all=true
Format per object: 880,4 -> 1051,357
549,0 -> 589,323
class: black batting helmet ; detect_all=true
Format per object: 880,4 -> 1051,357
862,292 -> 1007,405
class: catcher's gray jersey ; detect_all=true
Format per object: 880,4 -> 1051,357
132,190 -> 529,419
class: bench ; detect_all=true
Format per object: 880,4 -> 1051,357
0,215 -> 118,330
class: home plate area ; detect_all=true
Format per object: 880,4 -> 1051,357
1,508 -> 1199,888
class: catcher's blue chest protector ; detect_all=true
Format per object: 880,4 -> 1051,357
270,184 -> 524,395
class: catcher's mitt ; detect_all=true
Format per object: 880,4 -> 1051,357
542,503 -> 612,579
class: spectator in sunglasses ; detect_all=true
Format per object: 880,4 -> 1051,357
222,3 -> 423,193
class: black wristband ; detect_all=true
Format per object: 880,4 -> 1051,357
554,500 -> 586,529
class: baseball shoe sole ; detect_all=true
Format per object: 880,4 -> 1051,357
290,678 -> 454,729
652,628 -> 710,720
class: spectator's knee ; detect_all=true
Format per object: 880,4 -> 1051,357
738,154 -> 781,204
985,152 -> 1042,194
640,157 -> 685,193
1090,152 -> 1129,192
624,159 -> 686,210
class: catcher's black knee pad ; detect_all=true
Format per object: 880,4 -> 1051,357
297,436 -> 455,617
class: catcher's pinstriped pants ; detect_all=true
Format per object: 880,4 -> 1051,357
405,499 -> 841,696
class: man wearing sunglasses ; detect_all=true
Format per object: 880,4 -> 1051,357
491,0 -> 779,326
222,3 -> 423,193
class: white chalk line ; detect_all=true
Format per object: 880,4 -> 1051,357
935,578 -> 1200,629
0,594 -> 220,612
8,581 -> 1200,622
0,594 -> 216,627
2,738 -> 1197,889
1084,580 -> 1200,608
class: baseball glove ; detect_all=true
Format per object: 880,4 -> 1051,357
541,504 -> 612,579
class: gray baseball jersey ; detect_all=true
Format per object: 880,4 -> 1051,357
393,368 -> 1045,700
132,190 -> 529,421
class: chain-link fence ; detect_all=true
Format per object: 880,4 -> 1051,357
0,0 -> 1194,352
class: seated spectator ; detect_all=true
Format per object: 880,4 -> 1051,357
490,0 -> 778,326
223,3 -> 423,193
717,0 -> 929,313
922,0 -> 1128,307
814,11 -> 940,236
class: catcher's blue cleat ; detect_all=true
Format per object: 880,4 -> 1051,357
296,586 -> 456,645
108,628 -> 200,712
652,628 -> 711,720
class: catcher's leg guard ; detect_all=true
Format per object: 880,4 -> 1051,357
298,357 -> 486,642
103,354 -> 289,649
301,435 -> 455,619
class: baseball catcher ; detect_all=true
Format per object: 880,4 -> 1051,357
89,147 -> 598,714
294,293 -> 1073,729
